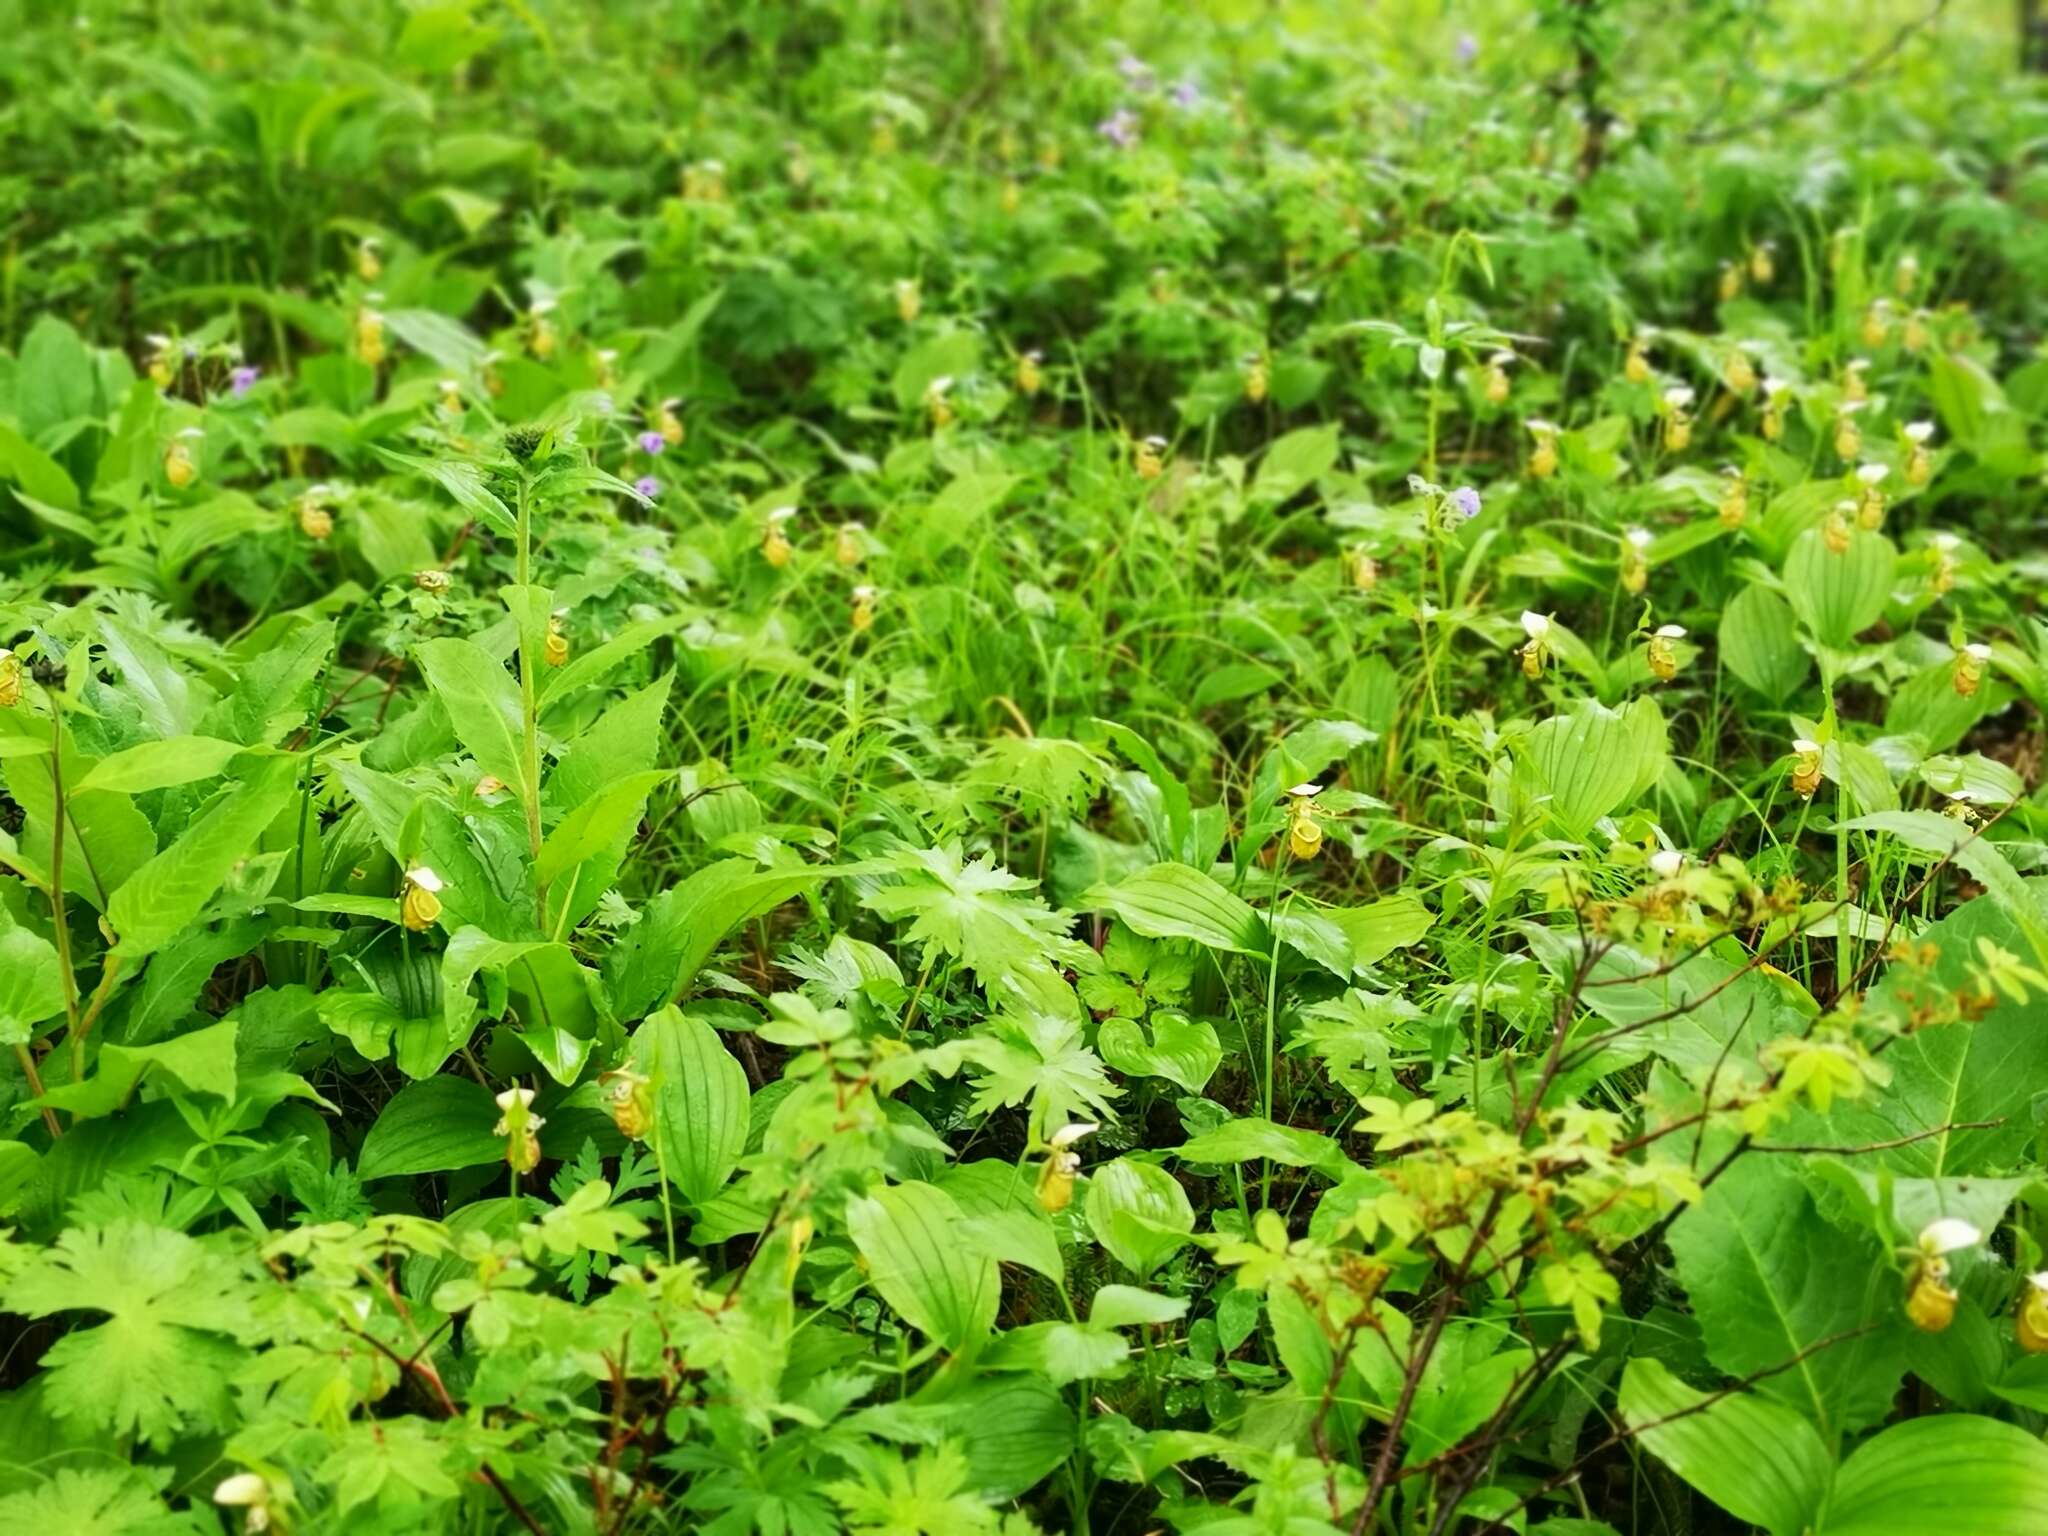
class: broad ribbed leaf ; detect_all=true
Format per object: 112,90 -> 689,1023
1097,1012 -> 1221,1093
1719,584 -> 1811,702
1785,527 -> 1896,646
633,1006 -> 749,1206
1082,863 -> 1265,955
1826,1415 -> 2048,1535
1619,1358 -> 1830,1536
356,1076 -> 504,1180
847,1181 -> 999,1350
1085,1157 -> 1195,1277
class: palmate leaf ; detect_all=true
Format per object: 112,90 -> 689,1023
1,1222 -> 252,1448
965,735 -> 1107,813
863,845 -> 1074,986
0,1468 -> 172,1535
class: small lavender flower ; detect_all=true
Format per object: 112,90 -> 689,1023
637,430 -> 666,456
634,475 -> 660,499
1451,486 -> 1482,520
1170,77 -> 1202,110
1455,31 -> 1479,65
1116,52 -> 1156,93
1097,108 -> 1140,149
230,365 -> 260,397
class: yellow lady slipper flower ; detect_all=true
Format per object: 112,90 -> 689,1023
1620,527 -> 1653,594
1134,434 -> 1167,480
1285,782 -> 1325,859
1661,387 -> 1694,452
1717,466 -> 1747,528
1035,1121 -> 1098,1213
400,866 -> 445,932
354,304 -> 386,367
544,611 -> 570,668
1525,418 -> 1558,479
1748,240 -> 1775,284
1623,336 -> 1651,385
1790,739 -> 1824,800
835,521 -> 865,567
1903,419 -> 1935,485
355,236 -> 382,282
1244,351 -> 1270,404
1823,501 -> 1855,553
656,396 -> 685,445
924,375 -> 954,429
1517,610 -> 1551,680
1842,357 -> 1870,404
1758,375 -> 1789,441
1854,462 -> 1889,529
1833,401 -> 1864,460
1953,641 -> 1990,698
1647,624 -> 1686,681
1716,260 -> 1743,303
1904,1218 -> 1979,1334
1723,344 -> 1757,395
600,1066 -> 653,1141
1482,350 -> 1512,405
493,1085 -> 545,1174
850,584 -> 878,633
415,568 -> 451,594
762,506 -> 796,568
894,278 -> 921,323
2019,1272 -> 2048,1354
0,649 -> 21,709
1861,299 -> 1892,350
163,428 -> 203,489
1016,349 -> 1042,396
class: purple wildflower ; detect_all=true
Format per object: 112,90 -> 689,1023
634,475 -> 660,499
1455,32 -> 1478,65
638,430 -> 666,455
1451,486 -> 1482,519
230,365 -> 260,397
1116,53 -> 1156,94
1170,77 -> 1201,110
1097,108 -> 1140,149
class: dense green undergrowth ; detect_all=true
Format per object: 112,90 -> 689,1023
2,1 -> 2048,1532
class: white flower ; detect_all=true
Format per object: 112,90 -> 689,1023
1287,781 -> 1323,798
1847,356 -> 1870,374
1761,374 -> 1789,398
495,1086 -> 537,1114
1963,642 -> 1992,661
1655,623 -> 1686,639
214,1475 -> 269,1507
1625,527 -> 1653,550
1931,533 -> 1960,551
1142,434 -> 1168,449
1488,349 -> 1515,365
1856,463 -> 1889,486
767,506 -> 796,525
1048,1122 -> 1099,1149
1792,738 -> 1821,754
1838,399 -> 1868,417
1918,1218 -> 1982,1257
1524,417 -> 1557,435
1649,848 -> 1685,879
1904,420 -> 1936,444
2030,1271 -> 2048,1295
177,426 -> 206,440
852,584 -> 877,601
404,866 -> 444,893
1662,386 -> 1695,409
928,374 -> 954,394
1520,611 -> 1550,640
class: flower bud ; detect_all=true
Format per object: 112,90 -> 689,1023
416,568 -> 451,594
163,429 -> 202,489
1482,351 -> 1512,405
925,375 -> 954,430
1244,352 -> 1270,404
356,237 -> 382,282
1134,435 -> 1166,480
851,585 -> 878,633
1647,624 -> 1685,681
601,1067 -> 653,1141
762,507 -> 795,568
1717,468 -> 1747,528
544,613 -> 570,668
1954,642 -> 1990,698
1620,528 -> 1652,594
835,521 -> 865,567
1035,1122 -> 1097,1213
1518,611 -> 1551,680
1623,338 -> 1651,385
1717,261 -> 1743,303
354,306 -> 386,367
1525,419 -> 1558,479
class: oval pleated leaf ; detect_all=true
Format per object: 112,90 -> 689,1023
356,1076 -> 505,1181
1826,1414 -> 2048,1536
1085,1156 -> 1195,1277
1619,1358 -> 1830,1536
1081,863 -> 1266,955
846,1181 -> 1000,1350
632,1005 -> 749,1206
1784,527 -> 1896,646
1718,584 -> 1811,702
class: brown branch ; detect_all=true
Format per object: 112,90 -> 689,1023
1686,0 -> 1952,145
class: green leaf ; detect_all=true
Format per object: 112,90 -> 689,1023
414,637 -> 531,803
39,1020 -> 238,1118
1619,1358 -> 1831,1536
0,420 -> 82,511
1837,812 -> 2045,962
1326,895 -> 1435,968
1667,1156 -> 1903,1440
632,1006 -> 749,1206
434,929 -> 600,1083
1097,1012 -> 1221,1093
536,769 -> 667,886
1785,528 -> 1897,647
846,1181 -> 1000,1351
1514,698 -> 1669,840
1085,1156 -> 1195,1277
1082,862 -> 1266,955
1,1222 -> 248,1450
1719,584 -> 1812,702
1176,1116 -> 1350,1178
1251,422 -> 1341,505
0,923 -> 64,1045
74,735 -> 249,795
109,757 -> 299,960
355,1076 -> 504,1180
938,1159 -> 1064,1283
1825,1414 -> 2048,1535
605,860 -> 825,1019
